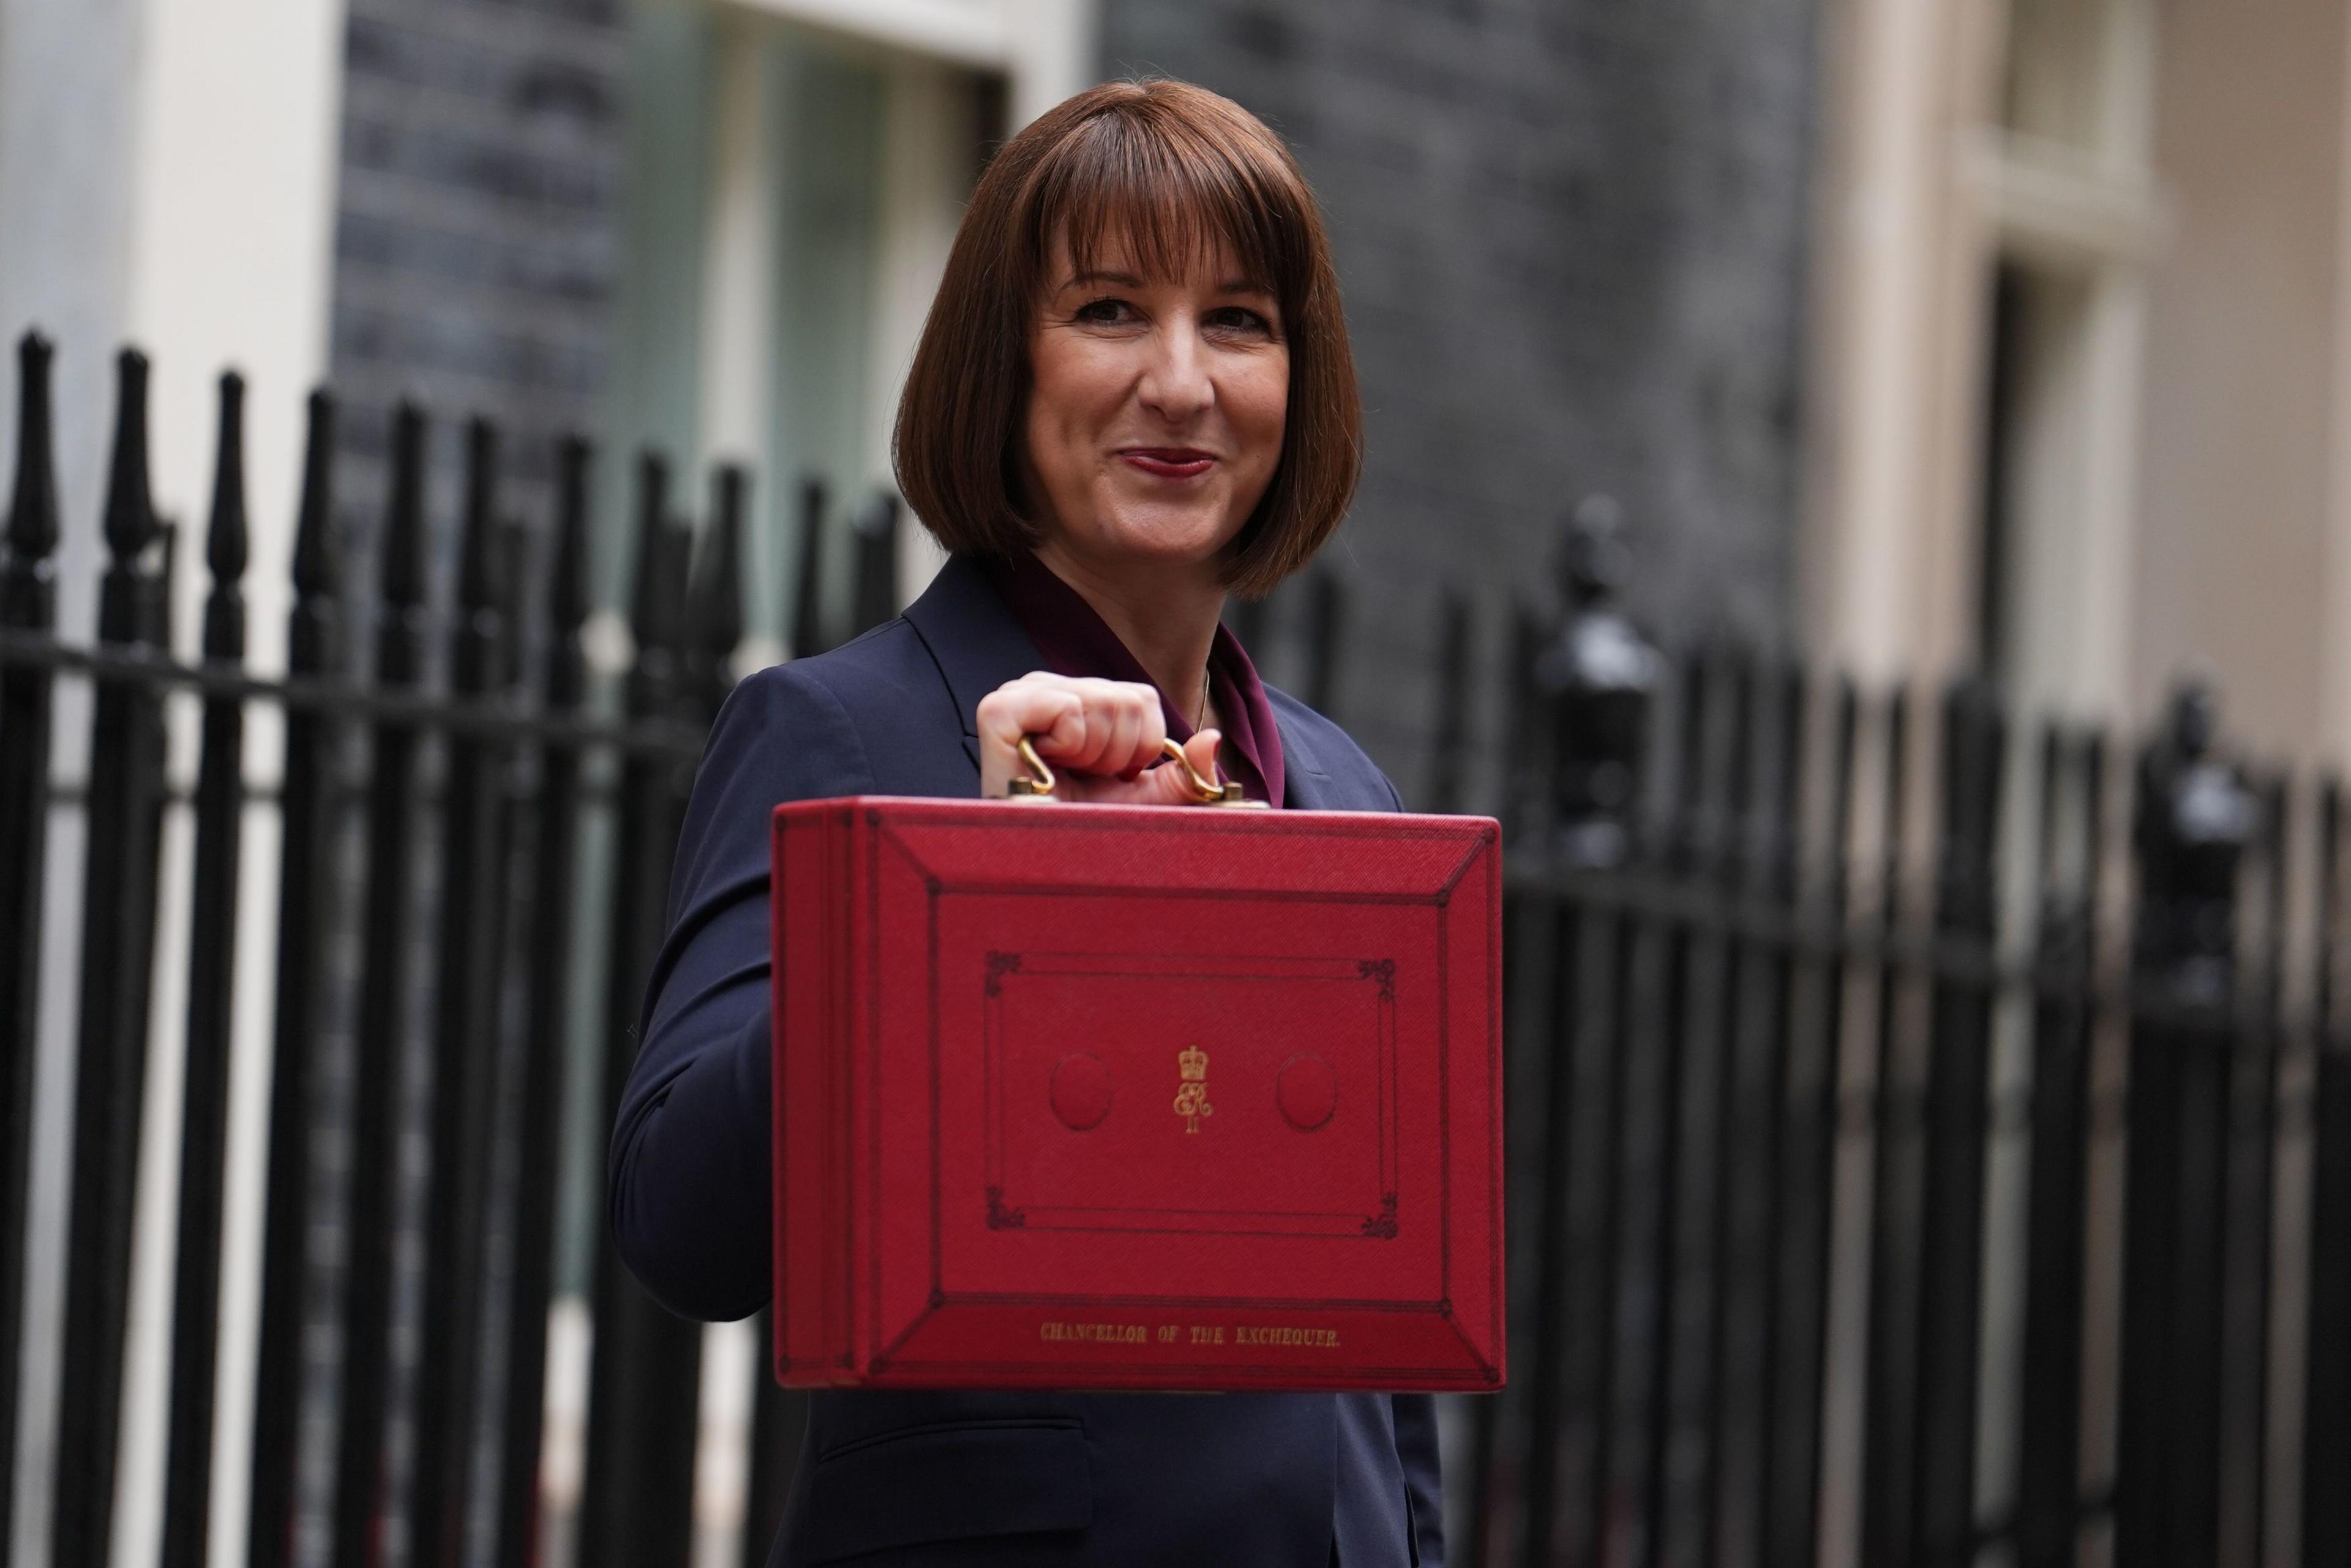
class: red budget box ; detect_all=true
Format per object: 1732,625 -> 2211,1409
770,797 -> 1505,1392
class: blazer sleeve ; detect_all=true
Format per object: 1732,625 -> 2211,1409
607,664 -> 876,1322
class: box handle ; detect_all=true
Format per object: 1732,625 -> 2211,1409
1006,735 -> 1265,808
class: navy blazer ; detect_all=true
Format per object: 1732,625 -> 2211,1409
611,555 -> 1447,1567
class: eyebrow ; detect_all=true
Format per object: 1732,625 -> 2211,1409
1060,269 -> 1274,296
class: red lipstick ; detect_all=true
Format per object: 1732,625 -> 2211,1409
1119,447 -> 1215,479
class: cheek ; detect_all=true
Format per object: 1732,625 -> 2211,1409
1029,336 -> 1127,445
1231,355 -> 1289,471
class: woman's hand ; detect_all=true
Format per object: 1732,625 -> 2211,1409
976,671 -> 1223,805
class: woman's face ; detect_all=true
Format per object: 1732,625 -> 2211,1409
1020,233 -> 1289,579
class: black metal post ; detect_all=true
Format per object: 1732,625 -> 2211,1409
789,476 -> 828,660
1861,686 -> 1918,1568
1636,648 -> 1711,1568
1471,585 -> 1580,1566
2308,785 -> 2351,1568
692,465 -> 748,713
2216,775 -> 2289,1565
161,370 -> 254,1568
1908,680 -> 2003,1565
1711,661 -> 1802,1558
579,452 -> 703,1568
413,417 -> 519,1567
1673,655 -> 1752,1568
0,330 -> 61,1563
1763,676 -> 1854,1568
2117,681 -> 2251,1568
495,436 -> 593,1568
1513,538 -> 1655,1562
247,389 -> 342,1568
332,402 -> 433,1568
54,346 -> 173,1567
2015,731 -> 2102,1568
1514,899 -> 1583,1568
849,490 -> 898,637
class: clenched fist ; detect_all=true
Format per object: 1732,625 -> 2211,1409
975,671 -> 1223,805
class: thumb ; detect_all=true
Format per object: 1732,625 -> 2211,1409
1182,729 -> 1224,794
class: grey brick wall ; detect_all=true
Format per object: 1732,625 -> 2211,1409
326,0 -> 628,605
1101,0 -> 1821,806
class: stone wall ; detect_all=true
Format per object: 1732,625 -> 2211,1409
1100,0 -> 1822,804
326,0 -> 628,601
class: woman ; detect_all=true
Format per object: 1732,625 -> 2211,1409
611,80 -> 1443,1566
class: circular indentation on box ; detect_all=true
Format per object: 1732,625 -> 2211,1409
1050,1052 -> 1114,1131
1277,1053 -> 1337,1131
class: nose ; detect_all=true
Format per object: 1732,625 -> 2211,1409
1136,312 -> 1215,424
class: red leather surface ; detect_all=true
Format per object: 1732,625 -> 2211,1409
771,798 -> 1505,1392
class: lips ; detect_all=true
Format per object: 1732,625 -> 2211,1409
1118,447 -> 1216,479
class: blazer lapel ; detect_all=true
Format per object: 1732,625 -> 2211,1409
901,556 -> 1049,774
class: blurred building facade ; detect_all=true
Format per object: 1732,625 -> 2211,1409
9,0 -> 2351,770
0,0 -> 1825,811
1809,0 -> 2351,763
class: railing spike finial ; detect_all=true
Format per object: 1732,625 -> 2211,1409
629,448 -> 673,653
691,465 -> 748,716
5,332 -> 59,570
552,435 -> 593,637
790,475 -> 828,660
441,415 -> 508,705
849,490 -> 898,638
207,373 -> 249,588
382,402 -> 429,611
291,390 -> 339,600
102,347 -> 157,563
459,416 -> 501,614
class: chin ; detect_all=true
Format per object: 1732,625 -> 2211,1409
1086,498 -> 1240,566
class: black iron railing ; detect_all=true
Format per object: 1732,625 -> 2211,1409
4,329 -> 2351,1568
0,335 -> 896,1567
1464,522 -> 2351,1568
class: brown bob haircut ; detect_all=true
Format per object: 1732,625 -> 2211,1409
893,79 -> 1360,600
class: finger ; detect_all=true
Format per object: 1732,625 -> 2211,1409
1120,727 -> 1221,806
1129,695 -> 1172,776
1106,690 -> 1158,779
978,677 -> 1078,747
1062,680 -> 1150,774
1182,729 -> 1224,793
976,681 -> 1080,795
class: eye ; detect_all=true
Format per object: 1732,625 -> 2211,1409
1073,296 -> 1139,326
1204,306 -> 1276,338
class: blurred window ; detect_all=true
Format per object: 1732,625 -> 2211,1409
603,1 -> 1013,651
1969,0 -> 2160,708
